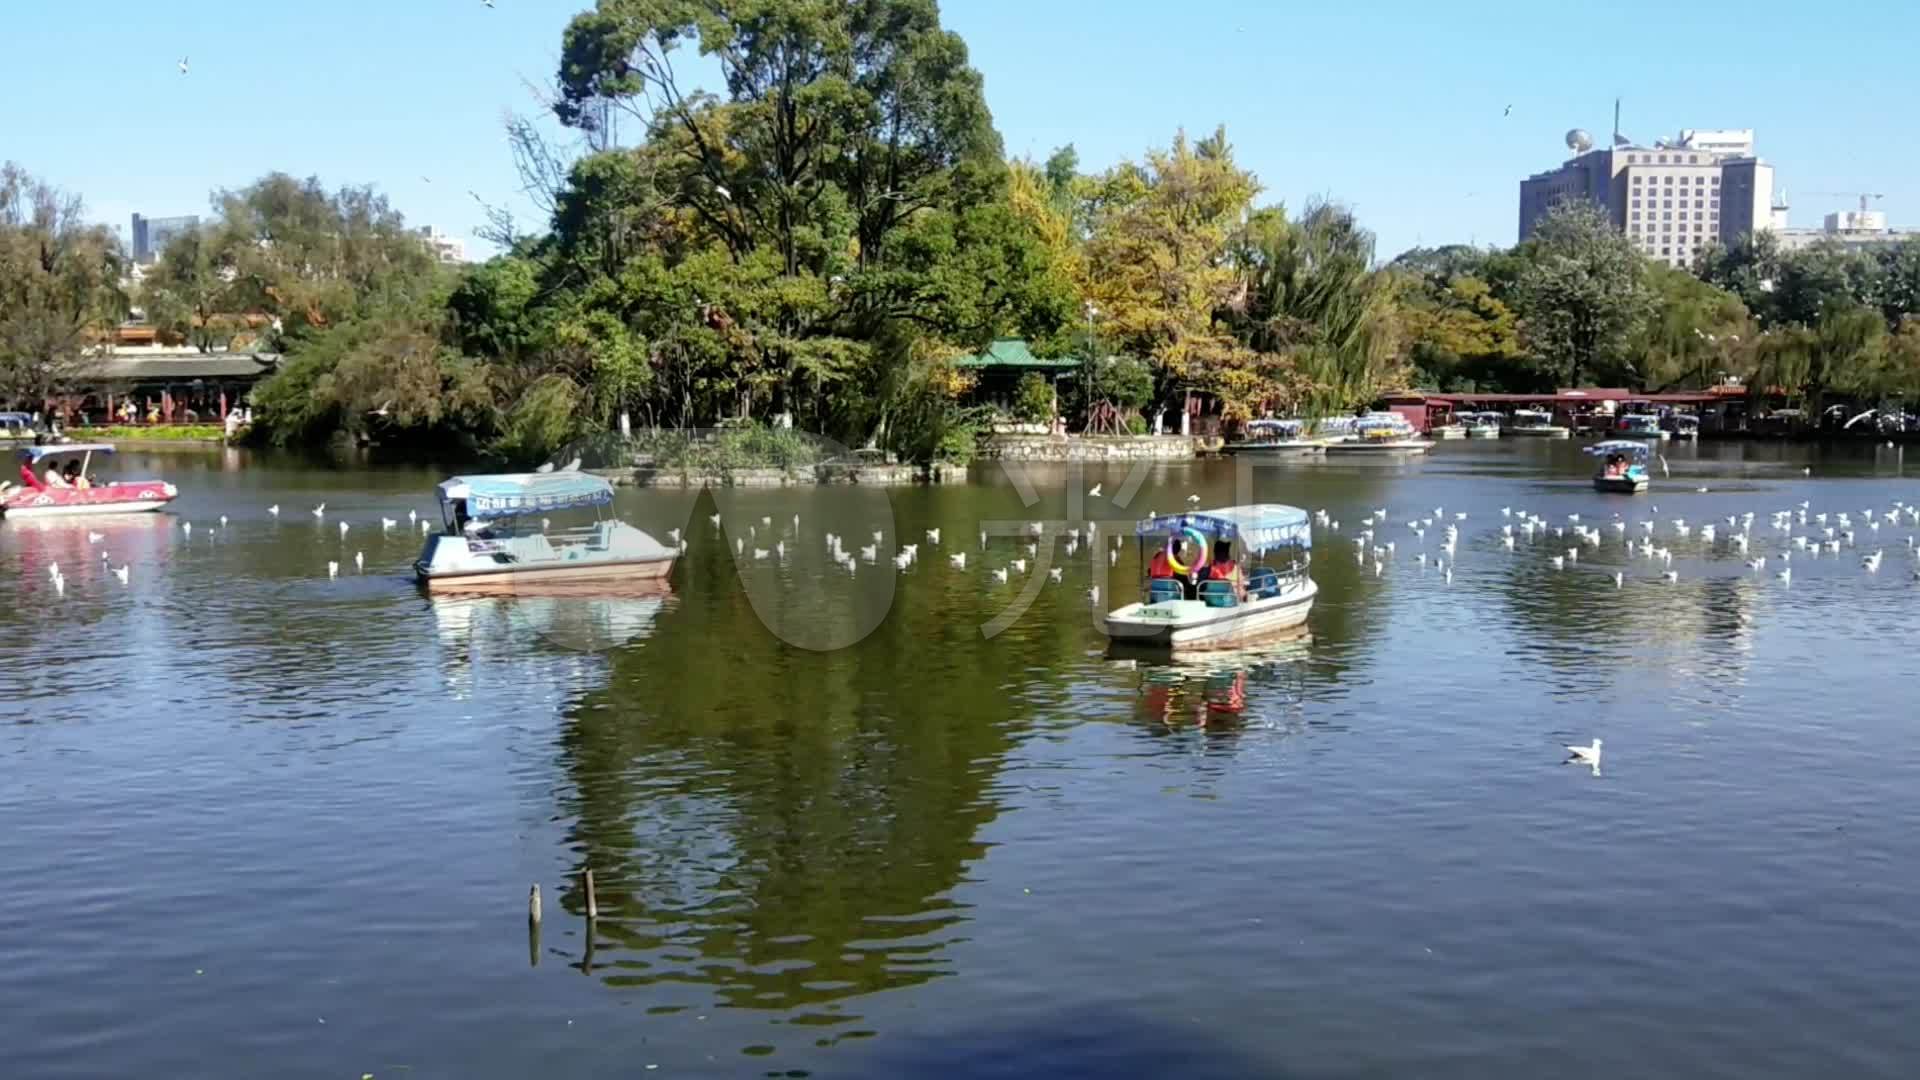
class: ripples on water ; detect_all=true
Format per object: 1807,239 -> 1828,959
2,441 -> 1920,1077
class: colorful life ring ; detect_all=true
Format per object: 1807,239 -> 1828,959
1166,527 -> 1211,575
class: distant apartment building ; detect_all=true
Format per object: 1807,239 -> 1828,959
1775,205 -> 1919,252
1518,128 -> 1778,270
130,212 -> 201,264
416,225 -> 467,265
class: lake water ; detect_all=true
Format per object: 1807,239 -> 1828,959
4,438 -> 1919,1078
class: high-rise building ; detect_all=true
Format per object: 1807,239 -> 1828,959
1518,129 -> 1776,270
130,213 -> 200,264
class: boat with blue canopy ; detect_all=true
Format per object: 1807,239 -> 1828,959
1586,440 -> 1652,493
1612,411 -> 1671,441
414,470 -> 677,593
1322,414 -> 1432,456
1226,418 -> 1324,457
1103,504 -> 1317,650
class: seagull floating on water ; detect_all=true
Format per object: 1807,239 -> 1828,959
268,505 -> 280,517
113,564 -> 130,585
1088,483 -> 1103,498
1565,739 -> 1603,768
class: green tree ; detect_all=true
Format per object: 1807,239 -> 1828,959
1629,264 -> 1751,390
1510,200 -> 1651,387
207,173 -> 444,339
141,224 -> 245,352
0,163 -> 125,408
1079,127 -> 1257,404
1398,273 -> 1526,390
1226,201 -> 1405,417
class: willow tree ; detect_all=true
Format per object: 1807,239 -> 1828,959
1627,263 -> 1752,390
1226,202 -> 1405,418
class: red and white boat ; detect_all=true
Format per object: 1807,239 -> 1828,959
2,444 -> 177,518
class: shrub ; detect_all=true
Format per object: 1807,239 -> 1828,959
1012,372 -> 1054,423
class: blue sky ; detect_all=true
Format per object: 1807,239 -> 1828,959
4,0 -> 1910,261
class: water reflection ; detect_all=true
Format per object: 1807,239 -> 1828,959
430,585 -> 676,691
1115,635 -> 1312,733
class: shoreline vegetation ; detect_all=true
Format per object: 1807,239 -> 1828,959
6,2 -> 1920,471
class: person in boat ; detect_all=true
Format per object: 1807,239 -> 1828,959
1206,539 -> 1244,600
17,458 -> 43,491
42,462 -> 70,488
1148,540 -> 1199,599
62,461 -> 90,489
1148,541 -> 1177,581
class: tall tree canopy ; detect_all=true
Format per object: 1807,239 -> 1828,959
1510,200 -> 1652,387
0,164 -> 125,406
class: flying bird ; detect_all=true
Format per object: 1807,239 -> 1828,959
1565,739 -> 1603,768
1088,483 -> 1103,498
178,56 -> 189,76
1503,104 -> 1512,116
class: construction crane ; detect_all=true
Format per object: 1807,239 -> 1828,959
1805,191 -> 1885,213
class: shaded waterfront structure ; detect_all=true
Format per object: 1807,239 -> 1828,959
954,338 -> 1080,422
1377,387 -> 1748,435
41,346 -> 280,426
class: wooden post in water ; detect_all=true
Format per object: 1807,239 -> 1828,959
527,883 -> 542,968
583,868 -> 599,920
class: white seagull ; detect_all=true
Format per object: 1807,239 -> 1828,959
1088,483 -> 1103,498
1565,739 -> 1603,768
113,564 -> 130,585
312,503 -> 326,518
327,561 -> 339,579
949,552 -> 967,569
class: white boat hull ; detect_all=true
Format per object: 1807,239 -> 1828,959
1430,425 -> 1468,440
1593,475 -> 1649,493
1104,578 -> 1317,651
1506,427 -> 1570,439
1227,441 -> 1326,457
2,498 -> 172,518
417,555 -> 675,594
1323,439 -> 1433,456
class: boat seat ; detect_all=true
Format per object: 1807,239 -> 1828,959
1198,580 -> 1238,608
1245,568 -> 1281,599
1147,578 -> 1184,604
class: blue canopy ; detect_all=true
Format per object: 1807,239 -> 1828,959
20,443 -> 116,462
437,472 -> 614,518
1586,440 -> 1652,459
1136,504 -> 1312,552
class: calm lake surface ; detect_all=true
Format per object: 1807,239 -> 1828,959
4,438 -> 1920,1078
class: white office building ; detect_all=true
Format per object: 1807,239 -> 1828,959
416,225 -> 467,265
1519,128 -> 1777,270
